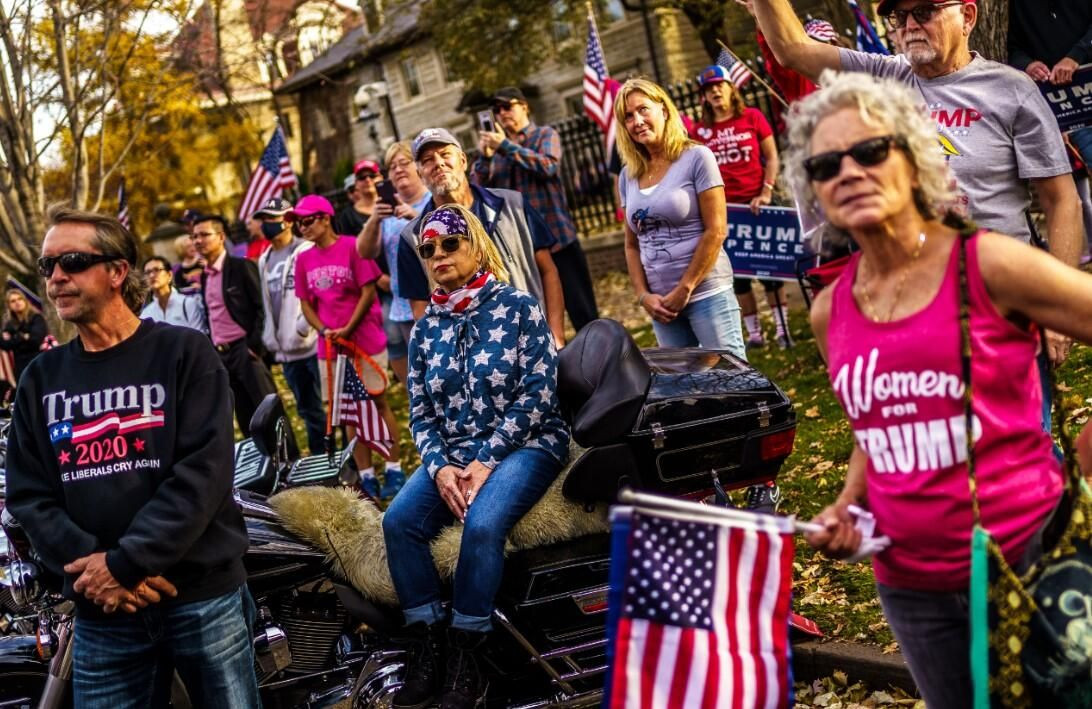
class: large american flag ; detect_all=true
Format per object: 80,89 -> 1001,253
116,178 -> 130,230
583,8 -> 621,152
335,359 -> 393,458
605,507 -> 795,708
238,126 -> 297,221
716,47 -> 754,88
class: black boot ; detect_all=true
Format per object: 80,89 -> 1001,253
441,628 -> 488,709
393,622 -> 445,709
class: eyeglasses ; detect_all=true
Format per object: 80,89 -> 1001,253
37,252 -> 121,278
143,266 -> 166,276
355,172 -> 379,181
416,235 -> 466,260
886,2 -> 963,29
388,159 -> 414,171
295,214 -> 325,229
803,135 -> 907,182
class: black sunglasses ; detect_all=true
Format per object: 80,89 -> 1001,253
37,252 -> 121,278
295,214 -> 325,229
886,1 -> 962,29
416,235 -> 466,260
803,135 -> 907,182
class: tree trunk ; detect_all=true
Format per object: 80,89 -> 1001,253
969,0 -> 1008,62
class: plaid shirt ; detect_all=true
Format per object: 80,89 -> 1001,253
471,122 -> 577,248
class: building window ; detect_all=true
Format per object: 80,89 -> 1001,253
400,57 -> 422,98
603,0 -> 625,23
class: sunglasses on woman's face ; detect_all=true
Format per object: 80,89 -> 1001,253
37,252 -> 121,278
803,135 -> 906,183
416,235 -> 466,260
295,214 -> 324,229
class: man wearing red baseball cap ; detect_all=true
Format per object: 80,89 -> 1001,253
752,0 -> 1081,365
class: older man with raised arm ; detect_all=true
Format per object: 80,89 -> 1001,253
752,0 -> 1082,363
394,128 -> 567,347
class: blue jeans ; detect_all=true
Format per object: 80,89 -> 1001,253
72,586 -> 261,709
380,291 -> 411,361
1071,126 -> 1092,168
382,448 -> 561,632
281,357 -> 326,455
650,289 -> 746,360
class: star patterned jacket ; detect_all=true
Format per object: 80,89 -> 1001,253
407,279 -> 570,477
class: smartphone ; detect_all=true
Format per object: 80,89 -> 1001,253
376,178 -> 398,207
477,110 -> 496,134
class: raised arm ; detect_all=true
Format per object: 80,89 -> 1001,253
751,0 -> 842,81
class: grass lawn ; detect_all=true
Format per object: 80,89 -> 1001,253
271,270 -> 1092,654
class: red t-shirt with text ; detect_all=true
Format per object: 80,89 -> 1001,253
689,108 -> 772,203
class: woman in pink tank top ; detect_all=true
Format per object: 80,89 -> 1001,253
781,72 -> 1092,709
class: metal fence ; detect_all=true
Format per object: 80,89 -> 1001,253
556,75 -> 784,238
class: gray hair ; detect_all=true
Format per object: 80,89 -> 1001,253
782,71 -> 955,248
46,204 -> 146,314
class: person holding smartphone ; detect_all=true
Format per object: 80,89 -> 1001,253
471,87 -> 599,332
357,141 -> 432,414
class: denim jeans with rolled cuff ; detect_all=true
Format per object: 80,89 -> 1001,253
72,585 -> 261,709
382,447 -> 561,632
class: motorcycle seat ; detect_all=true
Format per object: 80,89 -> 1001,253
249,393 -> 299,461
557,319 -> 650,447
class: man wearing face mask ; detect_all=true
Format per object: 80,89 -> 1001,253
254,198 -> 325,455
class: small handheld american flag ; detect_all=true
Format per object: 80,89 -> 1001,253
604,497 -> 796,708
331,354 -> 393,459
117,178 -> 131,231
716,48 -> 754,88
238,125 -> 297,221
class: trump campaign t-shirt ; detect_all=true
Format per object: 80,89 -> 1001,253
839,50 -> 1070,243
689,107 -> 773,202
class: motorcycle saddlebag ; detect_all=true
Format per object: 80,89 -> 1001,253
564,348 -> 795,504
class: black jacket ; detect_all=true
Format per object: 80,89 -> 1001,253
0,313 -> 48,382
200,252 -> 265,354
1009,0 -> 1092,70
4,320 -> 247,618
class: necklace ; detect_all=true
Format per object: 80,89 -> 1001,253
857,231 -> 927,322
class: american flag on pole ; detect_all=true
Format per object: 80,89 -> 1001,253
848,0 -> 890,55
583,8 -> 621,152
237,125 -> 297,221
604,505 -> 795,708
333,355 -> 393,458
716,47 -> 754,88
116,178 -> 131,230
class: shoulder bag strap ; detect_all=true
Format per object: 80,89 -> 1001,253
959,228 -> 1083,533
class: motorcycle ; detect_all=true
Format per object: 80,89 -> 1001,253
0,320 -> 814,707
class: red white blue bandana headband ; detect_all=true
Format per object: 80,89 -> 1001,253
420,207 -> 468,241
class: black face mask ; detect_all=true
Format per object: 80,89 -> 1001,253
260,221 -> 286,239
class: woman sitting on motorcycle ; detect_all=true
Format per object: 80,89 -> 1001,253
382,204 -> 570,709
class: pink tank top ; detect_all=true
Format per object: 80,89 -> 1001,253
826,232 -> 1062,591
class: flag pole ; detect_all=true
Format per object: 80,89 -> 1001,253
716,39 -> 789,108
617,488 -> 824,535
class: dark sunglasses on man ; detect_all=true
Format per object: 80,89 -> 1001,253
37,252 -> 122,278
803,135 -> 909,182
885,1 -> 963,29
416,235 -> 466,260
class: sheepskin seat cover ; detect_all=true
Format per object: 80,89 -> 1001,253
269,455 -> 609,606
